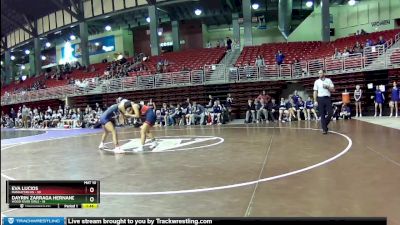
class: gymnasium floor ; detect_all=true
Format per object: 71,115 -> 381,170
1,120 -> 400,224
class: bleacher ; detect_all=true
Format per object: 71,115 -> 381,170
130,47 -> 226,76
1,48 -> 226,93
236,29 -> 400,66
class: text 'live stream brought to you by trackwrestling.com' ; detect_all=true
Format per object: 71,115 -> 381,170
1,217 -> 388,225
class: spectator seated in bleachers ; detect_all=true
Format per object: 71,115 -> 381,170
365,39 -> 374,47
377,35 -> 386,45
333,48 -> 342,59
353,42 -> 363,54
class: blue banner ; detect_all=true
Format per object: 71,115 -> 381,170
2,217 -> 64,225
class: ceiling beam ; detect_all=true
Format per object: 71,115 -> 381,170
226,0 -> 234,11
1,39 -> 7,50
1,15 -> 36,37
50,0 -> 81,21
68,0 -> 82,15
22,15 -> 36,33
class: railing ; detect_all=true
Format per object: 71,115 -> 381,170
386,48 -> 400,68
2,47 -> 400,106
364,45 -> 385,69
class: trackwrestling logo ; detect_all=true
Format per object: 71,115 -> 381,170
7,218 -> 14,224
102,136 -> 224,153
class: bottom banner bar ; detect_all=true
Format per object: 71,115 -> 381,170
2,217 -> 387,225
66,217 -> 387,225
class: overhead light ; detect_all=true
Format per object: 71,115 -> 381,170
10,55 -> 16,60
306,1 -> 313,8
194,9 -> 202,16
1,61 -> 3,65
21,75 -> 27,81
105,25 -> 112,31
158,31 -> 162,36
45,42 -> 51,48
95,42 -> 100,46
117,54 -> 123,60
146,17 -> 151,23
41,55 -> 46,60
21,65 -> 26,70
70,35 -> 76,41
25,49 -> 31,55
252,3 -> 259,10
348,0 -> 356,6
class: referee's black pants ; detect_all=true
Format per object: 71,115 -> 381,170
317,96 -> 333,132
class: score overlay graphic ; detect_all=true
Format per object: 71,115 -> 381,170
6,180 -> 100,208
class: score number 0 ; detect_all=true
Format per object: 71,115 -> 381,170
89,187 -> 95,202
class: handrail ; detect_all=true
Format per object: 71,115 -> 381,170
2,46 -> 400,106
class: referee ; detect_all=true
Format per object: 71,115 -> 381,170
313,70 -> 335,134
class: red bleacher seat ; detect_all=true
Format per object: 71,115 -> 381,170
236,29 -> 400,66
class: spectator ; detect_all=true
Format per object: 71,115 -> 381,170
206,95 -> 214,108
190,101 -> 205,125
305,96 -> 318,120
226,93 -> 234,121
255,55 -> 265,67
168,104 -> 177,126
365,39 -> 373,47
226,37 -> 232,51
160,103 -> 169,126
174,104 -> 184,126
209,100 -> 222,125
256,90 -> 271,104
10,108 -> 17,124
292,90 -> 300,106
342,47 -> 350,57
43,111 -> 51,129
278,98 -> 288,121
296,97 -> 306,120
333,48 -> 342,59
245,99 -> 256,123
353,42 -> 363,54
275,51 -> 285,65
377,35 -> 386,46
339,103 -> 351,120
256,98 -> 267,123
266,98 -> 277,122
206,41 -> 212,48
21,105 -> 29,128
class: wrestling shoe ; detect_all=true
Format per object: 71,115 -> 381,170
113,146 -> 125,154
98,142 -> 105,149
134,146 -> 144,152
